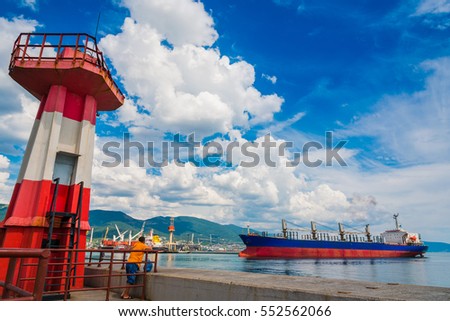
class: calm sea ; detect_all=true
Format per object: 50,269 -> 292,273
156,252 -> 450,288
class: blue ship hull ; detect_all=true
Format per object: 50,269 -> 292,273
239,234 -> 428,258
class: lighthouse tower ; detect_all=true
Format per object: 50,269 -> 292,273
0,33 -> 124,288
168,217 -> 175,252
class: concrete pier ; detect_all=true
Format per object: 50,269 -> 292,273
84,266 -> 450,301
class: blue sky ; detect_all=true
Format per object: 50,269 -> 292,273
0,0 -> 449,241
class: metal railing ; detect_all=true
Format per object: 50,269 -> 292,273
0,249 -> 50,301
81,248 -> 158,300
1,248 -> 158,301
48,248 -> 157,300
8,32 -> 123,98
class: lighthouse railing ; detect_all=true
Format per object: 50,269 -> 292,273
8,32 -> 124,99
0,248 -> 50,301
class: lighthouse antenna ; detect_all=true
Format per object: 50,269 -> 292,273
94,12 -> 101,41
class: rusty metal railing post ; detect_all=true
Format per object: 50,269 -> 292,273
0,249 -> 50,301
33,250 -> 50,300
105,251 -> 114,301
81,34 -> 88,66
153,252 -> 158,273
63,248 -> 73,301
55,34 -> 63,64
88,250 -> 93,266
21,34 -> 30,63
73,34 -> 80,65
38,34 -> 47,64
2,257 -> 18,299
121,251 -> 126,270
141,252 -> 148,300
98,251 -> 104,267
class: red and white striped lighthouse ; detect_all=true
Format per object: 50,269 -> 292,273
0,33 -> 124,289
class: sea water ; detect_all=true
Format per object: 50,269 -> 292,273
156,252 -> 450,288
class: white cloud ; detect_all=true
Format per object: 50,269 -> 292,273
288,184 -> 377,223
20,0 -> 38,11
123,0 -> 218,47
262,73 -> 277,84
207,135 -> 378,228
0,154 -> 11,203
100,1 -> 283,138
0,155 -> 8,169
91,132 -> 380,230
91,137 -> 233,220
0,16 -> 39,154
0,94 -> 38,154
415,0 -> 450,15
0,17 -> 38,114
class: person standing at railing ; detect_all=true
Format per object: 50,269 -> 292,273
121,236 -> 151,299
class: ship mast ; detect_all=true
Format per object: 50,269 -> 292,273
103,227 -> 109,240
89,227 -> 94,247
282,219 -> 288,238
365,224 -> 372,242
338,223 -> 346,241
393,213 -> 400,230
310,221 -> 318,240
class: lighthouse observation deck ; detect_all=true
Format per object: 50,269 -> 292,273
8,33 -> 124,111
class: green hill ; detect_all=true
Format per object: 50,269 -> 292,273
89,209 -> 248,243
1,206 -> 247,243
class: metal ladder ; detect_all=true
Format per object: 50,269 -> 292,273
45,178 -> 84,296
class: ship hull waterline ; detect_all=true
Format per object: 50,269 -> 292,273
239,235 -> 428,259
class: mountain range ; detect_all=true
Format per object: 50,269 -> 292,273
1,204 -> 450,251
88,209 -> 248,243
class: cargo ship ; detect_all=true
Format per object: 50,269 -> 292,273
239,214 -> 428,258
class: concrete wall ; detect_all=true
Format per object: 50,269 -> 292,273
84,266 -> 450,301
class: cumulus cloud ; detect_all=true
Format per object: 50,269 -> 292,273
289,185 -> 377,222
0,16 -> 38,113
0,16 -> 39,154
91,132 -> 380,229
207,135 -> 377,227
92,138 -> 233,220
0,94 -> 38,154
123,0 -> 218,47
100,0 -> 283,138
